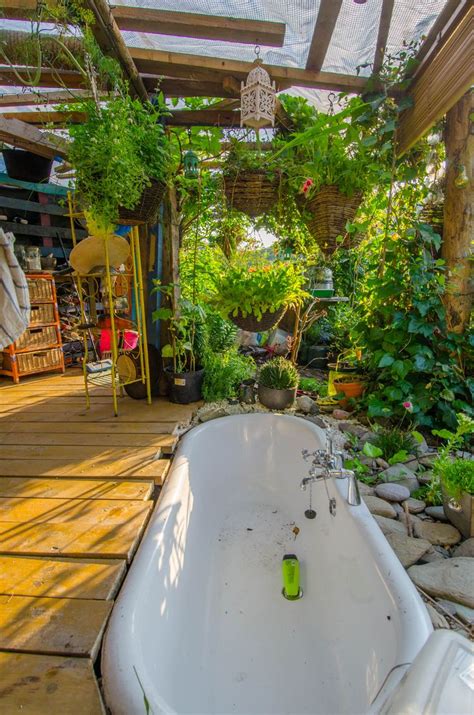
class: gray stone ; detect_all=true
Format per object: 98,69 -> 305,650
453,538 -> 474,558
385,532 -> 432,567
359,455 -> 376,468
403,454 -> 418,464
419,547 -> 446,564
419,454 -> 438,467
380,463 -> 418,489
426,603 -> 450,629
418,470 -> 434,485
376,457 -> 389,470
413,520 -> 462,546
392,477 -> 420,495
296,395 -> 318,415
416,436 -> 430,454
375,482 -> 410,502
436,599 -> 457,615
301,415 -> 330,430
364,496 -> 397,519
425,506 -> 448,522
332,409 -> 351,420
338,422 -> 368,438
406,497 -> 426,514
398,511 -> 422,528
197,405 -> 227,422
374,515 -> 408,536
434,545 -> 451,558
392,502 -> 404,515
450,602 -> 474,626
357,481 -> 375,496
408,558 -> 474,608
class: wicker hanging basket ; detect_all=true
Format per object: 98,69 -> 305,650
230,307 -> 286,333
298,185 -> 362,255
223,170 -> 279,218
118,179 -> 166,225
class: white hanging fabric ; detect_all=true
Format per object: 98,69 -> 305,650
0,229 -> 30,350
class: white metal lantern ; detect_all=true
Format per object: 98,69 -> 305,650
240,60 -> 276,129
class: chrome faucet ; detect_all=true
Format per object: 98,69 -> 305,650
300,435 -> 361,507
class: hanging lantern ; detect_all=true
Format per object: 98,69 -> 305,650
183,150 -> 199,179
240,51 -> 276,130
454,164 -> 469,189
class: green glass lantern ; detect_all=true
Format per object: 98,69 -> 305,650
183,150 -> 199,178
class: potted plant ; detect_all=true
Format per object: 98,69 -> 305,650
213,257 -> 308,332
152,283 -> 205,404
258,356 -> 299,410
223,140 -> 282,218
1,143 -> 54,183
432,413 -> 474,538
68,94 -> 169,231
332,373 -> 366,400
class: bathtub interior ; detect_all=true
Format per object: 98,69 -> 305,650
103,414 -> 431,715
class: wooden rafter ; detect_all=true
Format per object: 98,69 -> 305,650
0,115 -> 68,158
0,89 -> 95,107
305,0 -> 343,72
0,65 -> 86,89
397,6 -> 473,155
83,0 -> 148,101
129,48 -> 367,93
373,0 -> 395,75
3,0 -> 286,47
413,0 -> 470,71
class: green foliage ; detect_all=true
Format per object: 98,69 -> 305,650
298,377 -> 328,396
362,442 -> 383,459
205,312 -> 237,354
441,459 -> 474,499
223,139 -> 283,180
427,413 -> 474,502
344,457 -> 376,484
371,428 -> 417,460
202,349 -> 254,402
68,95 -> 169,229
259,357 -> 299,390
212,257 -> 308,320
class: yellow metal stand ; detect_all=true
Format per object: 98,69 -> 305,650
67,193 -> 152,416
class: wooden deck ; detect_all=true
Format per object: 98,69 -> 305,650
0,369 -> 196,713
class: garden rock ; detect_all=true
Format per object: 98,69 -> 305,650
197,404 -> 228,422
301,415 -> 330,430
376,457 -> 389,470
374,515 -> 408,536
425,506 -> 448,522
406,497 -> 426,514
419,454 -> 437,467
413,521 -> 462,546
453,538 -> 474,558
380,463 -> 418,487
447,602 -> 474,626
426,603 -> 449,629
398,511 -> 421,528
416,436 -> 430,454
375,483 -> 410,502
419,547 -> 446,564
385,532 -> 431,567
392,477 -> 420,494
418,470 -> 434,485
408,558 -> 474,608
332,409 -> 351,420
296,395 -> 318,414
358,481 -> 375,496
338,422 -> 367,438
364,496 -> 397,518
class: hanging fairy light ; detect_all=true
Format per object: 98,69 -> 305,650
240,46 -> 276,130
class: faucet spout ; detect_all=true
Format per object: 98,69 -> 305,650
346,471 -> 361,506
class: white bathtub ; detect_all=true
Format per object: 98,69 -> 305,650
102,414 -> 432,715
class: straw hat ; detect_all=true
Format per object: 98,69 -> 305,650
69,234 -> 131,274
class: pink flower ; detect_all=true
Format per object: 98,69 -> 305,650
300,178 -> 314,194
403,401 -> 413,412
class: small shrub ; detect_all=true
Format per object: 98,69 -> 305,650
202,349 -> 254,402
259,357 -> 299,390
206,312 -> 237,354
299,377 -> 328,396
372,428 -> 416,460
441,459 -> 474,499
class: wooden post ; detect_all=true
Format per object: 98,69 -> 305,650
441,90 -> 473,334
160,185 -> 180,346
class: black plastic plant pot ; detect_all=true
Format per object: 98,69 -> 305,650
3,149 -> 53,183
164,366 -> 204,404
307,345 -> 329,368
258,384 -> 297,410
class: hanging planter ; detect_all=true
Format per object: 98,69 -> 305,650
230,306 -> 286,333
297,185 -> 362,255
223,170 -> 279,218
118,179 -> 166,225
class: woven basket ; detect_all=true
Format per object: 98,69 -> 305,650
4,348 -> 63,375
15,325 -> 58,350
298,185 -> 362,255
29,303 -> 56,325
224,171 -> 279,218
230,307 -> 285,333
27,277 -> 54,303
118,179 -> 166,225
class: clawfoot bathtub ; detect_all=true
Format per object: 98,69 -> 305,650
102,414 -> 433,714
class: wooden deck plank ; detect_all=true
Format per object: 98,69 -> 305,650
0,497 -> 152,525
0,514 -> 150,561
0,444 -> 161,461
0,394 -> 116,404
0,457 -> 171,479
0,594 -> 112,658
0,477 -> 154,500
0,398 -> 197,422
0,420 -> 178,434
0,652 -> 105,714
0,556 -> 126,600
0,431 -> 177,451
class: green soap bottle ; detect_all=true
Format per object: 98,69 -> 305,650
282,554 -> 300,600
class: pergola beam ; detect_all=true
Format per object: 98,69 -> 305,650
0,89 -> 95,107
0,115 -> 68,158
0,65 -> 87,89
305,0 -> 343,72
373,0 -> 395,75
397,6 -> 473,155
130,48 -> 367,93
2,0 -> 286,47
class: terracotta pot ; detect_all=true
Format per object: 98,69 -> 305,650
333,380 -> 365,399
